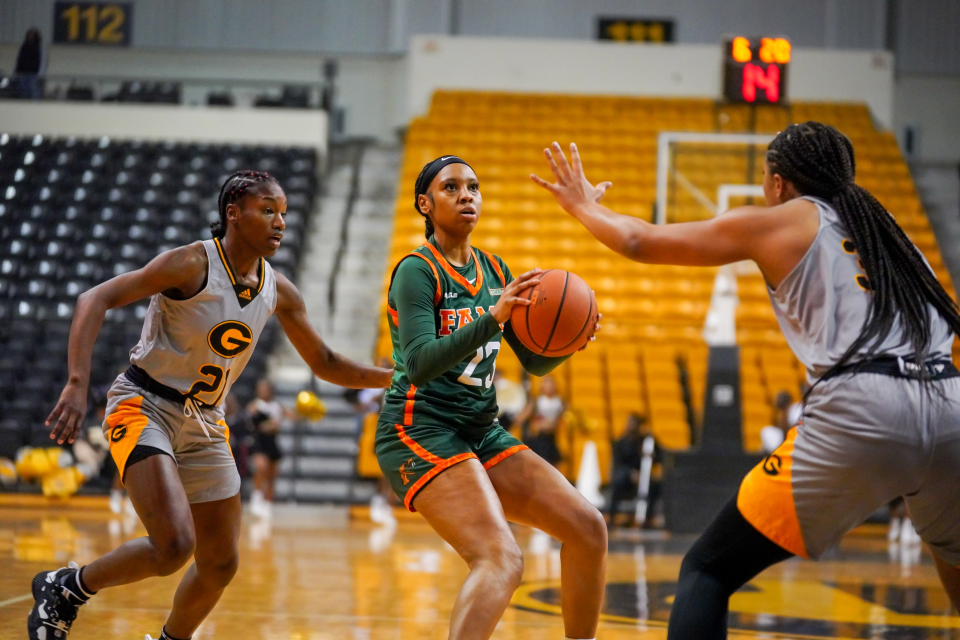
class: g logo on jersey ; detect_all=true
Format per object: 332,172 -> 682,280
110,425 -> 127,442
207,320 -> 253,359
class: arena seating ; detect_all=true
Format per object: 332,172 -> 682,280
0,133 -> 318,460
363,91 -> 956,482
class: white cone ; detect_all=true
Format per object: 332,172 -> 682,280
576,440 -> 605,508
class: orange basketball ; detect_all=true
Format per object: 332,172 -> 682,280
509,270 -> 598,357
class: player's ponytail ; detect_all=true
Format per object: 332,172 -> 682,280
423,215 -> 435,239
214,170 -> 280,238
766,122 -> 960,378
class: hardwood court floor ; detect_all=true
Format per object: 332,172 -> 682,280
0,502 -> 957,639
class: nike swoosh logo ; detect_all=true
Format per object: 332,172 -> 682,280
38,602 -> 48,620
440,156 -> 453,161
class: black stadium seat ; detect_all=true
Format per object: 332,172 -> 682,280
0,133 -> 317,449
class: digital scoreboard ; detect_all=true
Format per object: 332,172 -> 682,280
722,37 -> 790,104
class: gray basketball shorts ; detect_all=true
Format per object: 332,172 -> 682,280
738,372 -> 960,566
102,374 -> 241,504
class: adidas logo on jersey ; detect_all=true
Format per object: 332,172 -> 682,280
238,288 -> 252,301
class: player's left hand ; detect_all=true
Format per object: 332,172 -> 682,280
578,311 -> 602,352
47,381 -> 87,445
531,142 -> 612,213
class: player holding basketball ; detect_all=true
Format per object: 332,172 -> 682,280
533,124 -> 960,639
377,156 -> 606,640
28,171 -> 393,640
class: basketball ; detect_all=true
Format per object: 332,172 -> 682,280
509,269 -> 598,357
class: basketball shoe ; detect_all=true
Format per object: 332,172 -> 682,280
27,561 -> 91,639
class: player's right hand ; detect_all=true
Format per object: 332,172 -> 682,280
47,381 -> 88,445
490,268 -> 542,323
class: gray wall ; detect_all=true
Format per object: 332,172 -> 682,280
1,0 -> 957,74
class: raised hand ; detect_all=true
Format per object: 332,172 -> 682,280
489,268 -> 542,324
531,142 -> 612,213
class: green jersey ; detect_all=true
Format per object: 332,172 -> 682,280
380,237 -> 566,434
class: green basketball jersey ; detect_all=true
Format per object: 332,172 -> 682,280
381,241 -> 509,433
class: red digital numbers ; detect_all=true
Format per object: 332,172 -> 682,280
742,62 -> 780,103
724,36 -> 789,104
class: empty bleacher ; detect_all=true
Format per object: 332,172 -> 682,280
0,133 -> 318,461
364,91 -> 956,480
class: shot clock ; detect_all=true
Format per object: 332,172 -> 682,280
722,36 -> 790,104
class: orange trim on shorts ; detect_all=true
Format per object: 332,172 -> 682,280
479,250 -> 506,287
387,306 -> 399,327
421,242 -> 484,296
737,427 -> 809,558
394,421 -> 441,463
218,419 -> 233,458
406,252 -> 442,305
482,444 -> 529,470
404,452 -> 477,512
403,385 -> 417,426
105,396 -> 150,484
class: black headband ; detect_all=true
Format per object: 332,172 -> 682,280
413,155 -> 472,213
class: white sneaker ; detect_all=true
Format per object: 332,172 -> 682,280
370,494 -> 388,524
888,517 -> 901,542
145,635 -> 155,640
901,517 -> 921,545
251,498 -> 272,519
110,489 -> 123,514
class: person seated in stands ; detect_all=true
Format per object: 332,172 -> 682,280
606,414 -> 662,527
760,390 -> 793,454
516,374 -> 564,466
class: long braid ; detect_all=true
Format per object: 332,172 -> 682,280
212,170 -> 280,238
767,122 -> 960,379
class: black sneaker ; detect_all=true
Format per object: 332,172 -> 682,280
27,561 -> 83,639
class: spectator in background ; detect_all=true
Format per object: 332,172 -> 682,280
347,357 -> 397,525
760,390 -> 793,454
493,370 -> 526,433
15,28 -> 45,99
517,374 -> 564,466
248,379 -> 294,519
606,414 -> 661,527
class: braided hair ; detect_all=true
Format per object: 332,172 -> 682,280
212,170 -> 280,238
767,122 -> 960,378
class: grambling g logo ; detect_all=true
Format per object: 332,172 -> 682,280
110,424 -> 127,443
207,320 -> 253,359
762,453 -> 782,476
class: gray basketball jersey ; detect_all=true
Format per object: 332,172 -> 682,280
129,238 -> 278,408
767,196 -> 954,381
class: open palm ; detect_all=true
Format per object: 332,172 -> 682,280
531,142 -> 612,214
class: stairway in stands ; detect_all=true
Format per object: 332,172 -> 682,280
271,141 -> 400,504
914,164 -> 960,287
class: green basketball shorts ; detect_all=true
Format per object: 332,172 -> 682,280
374,419 -> 528,511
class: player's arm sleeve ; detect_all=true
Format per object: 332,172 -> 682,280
393,257 -> 501,387
497,258 -> 571,376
